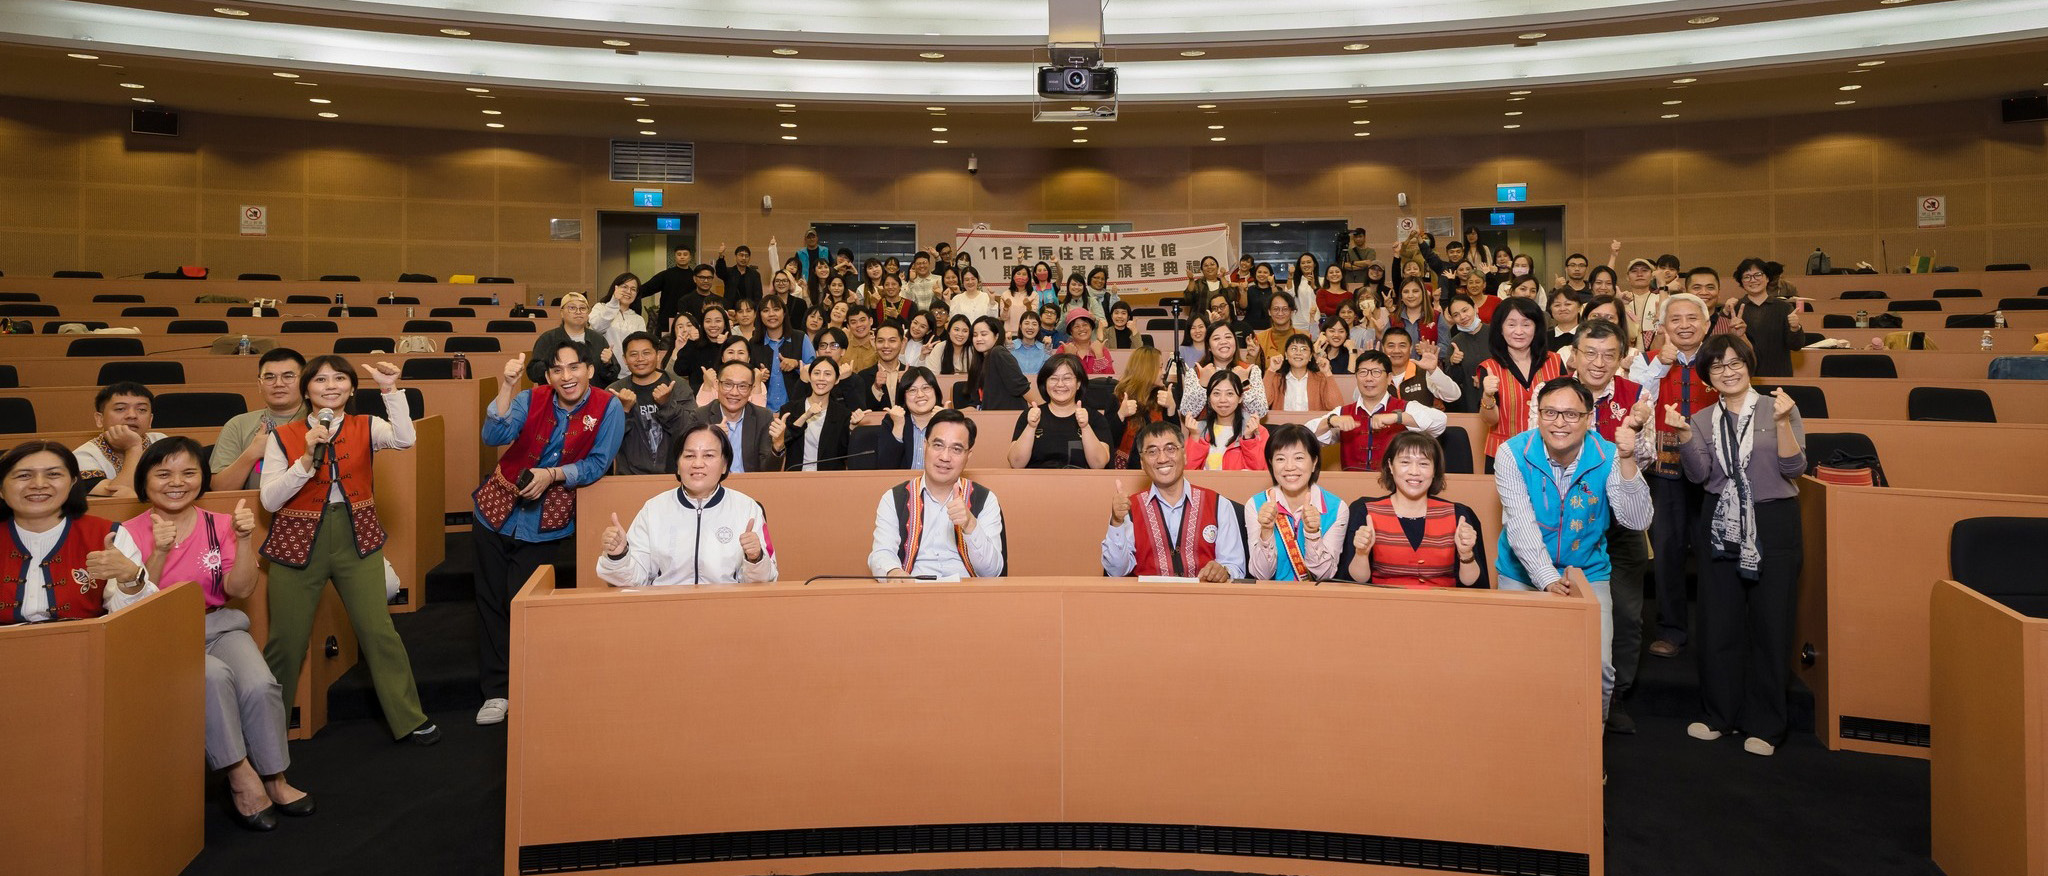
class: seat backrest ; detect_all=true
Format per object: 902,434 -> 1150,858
67,336 -> 145,357
1752,383 -> 1829,418
44,320 -> 107,333
1944,313 -> 1996,329
318,275 -> 360,282
485,320 -> 536,333
1144,318 -> 1178,332
429,307 -> 477,318
0,398 -> 37,433
1439,425 -> 1475,475
397,273 -> 437,283
1804,432 -> 1885,487
0,292 -> 40,302
1996,297 -> 2048,310
285,294 -> 331,304
459,296 -> 496,305
1906,386 -> 1996,423
281,320 -> 339,333
332,336 -> 396,355
402,319 -> 454,334
151,391 -> 248,428
1932,288 -> 1982,298
845,424 -> 884,470
93,294 -> 145,303
224,306 -> 279,318
167,319 -> 230,335
398,358 -> 457,380
1818,353 -> 1897,378
1984,263 -> 2031,272
1083,376 -> 1117,412
237,273 -> 282,281
378,295 -> 421,305
0,364 -> 18,389
328,306 -> 378,317
1838,290 -> 1887,300
121,306 -> 179,317
477,276 -> 514,284
1951,517 -> 2048,617
1819,314 -> 1857,328
353,386 -> 426,420
1886,299 -> 1941,312
443,336 -> 501,353
0,303 -> 59,316
96,360 -> 185,386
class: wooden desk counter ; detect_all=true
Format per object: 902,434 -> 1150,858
0,277 -> 526,308
1766,377 -> 2048,422
1796,269 -> 2048,300
1930,579 -> 2048,876
1791,349 -> 2044,378
507,568 -> 1605,876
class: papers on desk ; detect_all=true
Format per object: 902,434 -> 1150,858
1138,575 -> 1200,583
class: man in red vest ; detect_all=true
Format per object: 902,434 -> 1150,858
1627,292 -> 1719,660
1307,350 -> 1447,472
1101,420 -> 1245,581
471,339 -> 624,726
1576,319 -> 1652,734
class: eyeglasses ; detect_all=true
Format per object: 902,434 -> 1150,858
259,372 -> 299,384
1706,360 -> 1746,374
1356,369 -> 1388,378
816,341 -> 843,350
1140,444 -> 1184,459
1575,350 -> 1619,363
1739,272 -> 1767,282
719,380 -> 753,391
1536,408 -> 1589,424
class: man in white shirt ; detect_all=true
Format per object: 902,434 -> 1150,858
1380,327 -> 1464,410
903,251 -> 941,310
1306,350 -> 1447,472
1101,420 -> 1245,580
868,409 -> 1006,579
75,382 -> 169,498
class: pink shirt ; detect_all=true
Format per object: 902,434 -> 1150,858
121,509 -> 237,608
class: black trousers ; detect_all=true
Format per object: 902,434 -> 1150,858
1606,521 -> 1652,697
472,526 -> 564,700
1695,496 -> 1803,745
1649,474 -> 1706,645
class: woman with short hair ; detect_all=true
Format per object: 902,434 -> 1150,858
596,423 -> 778,586
1008,353 -> 1113,469
1338,431 -> 1488,588
1246,424 -> 1347,581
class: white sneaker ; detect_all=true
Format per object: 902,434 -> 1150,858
1743,737 -> 1776,757
1686,722 -> 1723,741
476,698 -> 509,725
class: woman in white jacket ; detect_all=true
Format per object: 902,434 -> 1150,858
589,272 -> 648,365
595,422 -> 779,586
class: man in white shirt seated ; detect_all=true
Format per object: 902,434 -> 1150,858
1100,420 -> 1245,581
595,422 -> 778,586
1305,350 -> 1447,473
75,381 -> 170,498
868,409 -> 1006,579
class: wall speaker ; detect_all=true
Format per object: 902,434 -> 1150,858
2001,95 -> 2048,124
132,108 -> 179,136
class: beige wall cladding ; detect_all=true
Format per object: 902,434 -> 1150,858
1587,153 -> 1678,198
0,231 -> 82,276
0,179 -> 81,230
1986,177 -> 2048,226
306,197 -> 405,240
1674,194 -> 1766,239
199,236 -> 306,278
199,193 -> 304,238
1772,188 -> 1876,234
77,134 -> 199,188
1582,198 -> 1679,240
79,233 -> 198,276
405,153 -> 497,201
199,150 -> 306,194
1676,151 -> 1772,196
1772,138 -> 1877,191
80,185 -> 197,235
405,200 -> 497,242
305,151 -> 406,199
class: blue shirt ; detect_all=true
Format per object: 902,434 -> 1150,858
722,417 -> 748,474
759,333 -> 811,411
1011,339 -> 1051,377
480,389 -> 625,542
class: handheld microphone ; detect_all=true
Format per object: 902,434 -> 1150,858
795,449 -> 876,468
309,409 -> 335,468
802,573 -> 939,586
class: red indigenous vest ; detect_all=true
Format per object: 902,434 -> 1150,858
1129,484 -> 1221,577
262,413 -> 385,569
1,515 -> 118,624
875,298 -> 914,324
1649,352 -> 1716,478
1335,396 -> 1411,473
1590,377 -> 1645,442
1364,498 -> 1460,589
473,385 -> 614,535
1479,352 -> 1565,459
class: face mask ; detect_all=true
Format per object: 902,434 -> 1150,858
1460,317 -> 1482,332
1511,266 -> 1530,277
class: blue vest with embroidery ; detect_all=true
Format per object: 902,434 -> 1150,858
1247,486 -> 1342,581
1495,431 -> 1618,584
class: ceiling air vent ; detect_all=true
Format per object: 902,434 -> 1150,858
610,139 -> 694,184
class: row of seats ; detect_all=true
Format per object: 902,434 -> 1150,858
30,321 -> 537,344
23,271 -> 515,283
2,298 -> 529,311
3,305 -> 509,319
0,386 -> 422,434
48,334 -> 510,359
1836,286 -> 2048,299
1836,298 -> 2048,312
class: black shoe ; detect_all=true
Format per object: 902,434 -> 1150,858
404,721 -> 442,746
225,799 -> 279,832
277,794 -> 317,817
1606,703 -> 1638,735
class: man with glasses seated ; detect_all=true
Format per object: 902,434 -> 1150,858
1305,350 -> 1446,472
868,409 -> 1006,580
213,348 -> 310,490
1494,377 -> 1653,724
1101,420 -> 1245,581
688,360 -> 788,475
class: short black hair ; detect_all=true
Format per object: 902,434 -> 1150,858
1695,333 -> 1758,388
1686,266 -> 1721,285
543,338 -> 596,368
874,318 -> 904,338
1269,291 -> 1297,312
1655,253 -> 1682,271
257,347 -> 305,372
672,243 -> 690,253
298,355 -> 357,408
1565,252 -> 1589,265
1261,424 -> 1323,485
95,381 -> 153,412
734,244 -> 751,256
1378,432 -> 1447,496
1109,300 -> 1131,315
927,407 -> 976,448
693,264 -> 716,277
1487,296 -> 1545,363
133,435 -> 210,499
1135,418 -> 1184,451
716,359 -> 756,382
1355,349 -> 1393,375
896,366 -> 941,406
621,331 -> 660,352
0,440 -> 88,520
1536,376 -> 1594,411
672,421 -> 734,484
813,327 -> 849,350
1575,318 -> 1625,348
1036,353 -> 1086,400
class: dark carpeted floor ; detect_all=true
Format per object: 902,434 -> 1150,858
181,536 -> 1944,876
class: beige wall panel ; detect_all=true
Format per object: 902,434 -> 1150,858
405,200 -> 497,242
78,134 -> 199,189
1983,132 -> 2048,178
1773,138 -> 1877,190
497,160 -> 584,205
402,243 -> 498,279
1118,175 -> 1191,213
198,150 -> 305,194
1876,183 -> 1986,228
1412,134 -> 1498,169
1337,162 -> 1416,205
305,151 -> 406,199
1414,163 -> 1496,207
1772,233 -> 1880,269
199,236 -> 306,278
1041,168 -> 1120,214
1986,176 -> 2048,225
679,171 -> 748,209
405,154 -> 497,201
1260,143 -> 1344,175
1186,167 -> 1263,212
306,197 -> 404,240
1882,229 -> 1986,271
1874,137 -> 1987,186
1676,150 -> 1772,195
0,124 -> 83,181
0,231 -> 81,276
1588,152 -> 1677,198
821,173 -> 898,211
1581,198 -> 1677,240
79,234 -> 198,275
971,174 -> 1046,213
1681,242 -> 1760,274
80,186 -> 197,234
495,244 -> 587,286
1773,188 -> 1876,234
496,205 -> 579,244
1584,126 -> 1676,158
306,241 -> 403,281
199,193 -> 303,238
1348,206 -> 1405,242
749,167 -> 829,213
1099,147 -> 1189,180
0,179 -> 80,230
1496,158 -> 1581,202
1264,172 -> 1345,212
894,170 -> 974,212
1985,227 -> 2048,267
1675,194 -> 1766,238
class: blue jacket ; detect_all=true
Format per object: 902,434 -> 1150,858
1495,430 -> 1618,583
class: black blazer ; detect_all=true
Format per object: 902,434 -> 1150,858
777,396 -> 852,471
875,412 -> 923,470
975,345 -> 1032,411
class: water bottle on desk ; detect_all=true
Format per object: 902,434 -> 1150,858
452,353 -> 471,380
1981,331 -> 1995,352
1854,309 -> 1868,329
490,292 -> 499,306
1994,310 -> 2006,329
237,334 -> 251,356
336,291 -> 345,309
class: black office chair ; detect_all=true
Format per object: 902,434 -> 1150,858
1944,313 -> 1997,329
53,270 -> 104,279
477,276 -> 515,284
352,386 -> 423,421
285,295 -> 331,304
444,336 -> 500,353
66,336 -> 144,357
1951,518 -> 2048,617
121,306 -> 179,317
430,307 -> 477,318
379,295 -> 422,305
1886,300 -> 1941,312
1753,383 -> 1829,419
0,365 -> 18,388
1144,318 -> 1178,332
237,273 -> 282,281
1932,288 -> 1982,299
844,425 -> 884,471
1129,307 -> 1168,319
167,319 -> 229,335
399,358 -> 457,380
1818,354 -> 1897,378
333,337 -> 396,355
0,303 -> 59,317
458,296 -> 496,306
96,361 -> 185,386
1805,431 -> 1885,486
1996,298 -> 2048,311
0,398 -> 37,433
43,320 -> 107,334
151,392 -> 248,428
328,306 -> 378,317
402,319 -> 454,334
485,320 -> 536,333
1983,263 -> 2031,272
281,320 -> 339,333
353,386 -> 426,420
0,292 -> 39,302
1084,377 -> 1117,412
224,306 -> 279,318
318,275 -> 360,282
1838,290 -> 1887,300
94,294 -> 146,303
1907,386 -> 1996,423
1439,425 -> 1475,475
398,273 -> 437,283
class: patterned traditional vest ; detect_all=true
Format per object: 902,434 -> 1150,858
1247,487 -> 1342,581
1363,498 -> 1460,589
1649,352 -> 1716,478
1590,377 -> 1645,442
1,516 -> 118,624
262,413 -> 385,569
1479,352 -> 1565,458
889,477 -> 999,576
1128,484 -> 1221,577
473,386 -> 615,535
1335,396 -> 1411,473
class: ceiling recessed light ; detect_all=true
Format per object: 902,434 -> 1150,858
294,81 -> 317,86
930,127 -> 946,132
213,7 -> 249,16
624,96 -> 645,102
1517,32 -> 1546,40
1353,131 -> 1370,137
1208,124 -> 1225,130
1503,111 -> 1522,116
1503,124 -> 1521,129
926,106 -> 945,111
317,112 -> 337,118
466,87 -> 490,93
474,94 -> 494,99
1661,113 -> 1681,119
933,139 -> 949,144
1662,99 -> 1683,105
131,97 -> 154,103
272,72 -> 298,78
635,117 -> 654,123
67,53 -> 98,60
308,98 -> 331,104
775,103 -> 796,108
96,63 -> 123,68
119,82 -> 145,89
1196,103 -> 1217,109
1506,97 -> 1527,102
603,39 -> 632,47
1352,119 -> 1370,125
1835,100 -> 1858,105
782,109 -> 799,113
1343,43 -> 1370,51
1071,138 -> 1087,143
1509,90 -> 1532,96
782,123 -> 799,128
1070,105 -> 1090,111
1857,60 -> 1886,67
772,48 -> 798,55
439,28 -> 470,36
921,52 -> 946,59
482,109 -> 502,115
780,135 -> 797,140
1688,15 -> 1720,24
1179,50 -> 1206,57
486,122 -> 504,128
1348,98 -> 1369,104
640,130 -> 657,135
1209,136 -> 1227,141
1879,0 -> 1910,4
1072,126 -> 1088,131
1672,77 -> 1697,84
1839,84 -> 1862,91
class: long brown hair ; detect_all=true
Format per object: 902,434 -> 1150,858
1116,345 -> 1163,414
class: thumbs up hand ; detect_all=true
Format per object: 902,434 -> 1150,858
602,513 -> 628,558
739,517 -> 764,563
86,533 -> 140,584
1109,479 -> 1131,525
149,511 -> 177,552
232,499 -> 257,539
502,353 -> 526,384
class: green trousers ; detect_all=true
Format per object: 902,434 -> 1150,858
262,508 -> 427,740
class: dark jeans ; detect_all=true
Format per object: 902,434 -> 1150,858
472,526 -> 565,700
1607,521 -> 1652,697
1696,496 -> 1803,745
1649,474 -> 1706,645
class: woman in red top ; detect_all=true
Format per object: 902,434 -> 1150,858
1315,264 -> 1351,318
1183,370 -> 1268,471
1338,432 -> 1488,588
1476,296 -> 1565,466
0,441 -> 152,626
1059,308 -> 1116,377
